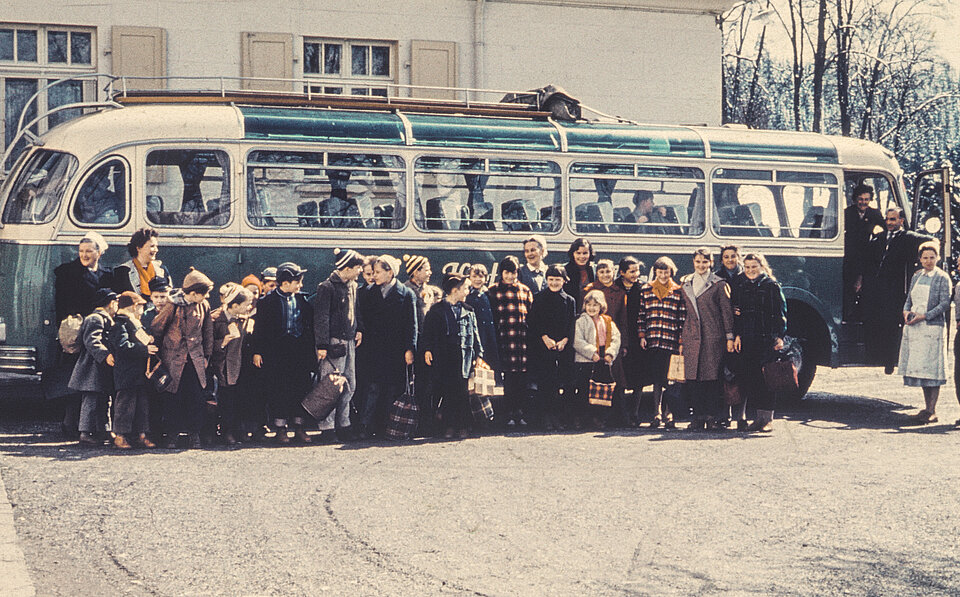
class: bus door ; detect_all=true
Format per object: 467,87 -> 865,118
913,166 -> 957,330
838,171 -> 902,365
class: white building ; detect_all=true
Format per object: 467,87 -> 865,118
1,0 -> 730,160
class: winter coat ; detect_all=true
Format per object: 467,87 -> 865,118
518,262 -> 548,296
68,309 -> 115,393
313,271 -> 360,349
637,282 -> 686,354
54,258 -> 114,325
465,287 -> 501,372
563,261 -> 596,311
527,288 -> 576,377
107,313 -> 152,391
680,273 -> 734,381
112,259 -> 170,297
616,277 -> 642,352
250,289 -> 316,374
210,307 -> 249,386
584,281 -> 627,343
357,280 -> 418,386
150,290 -> 214,393
732,273 -> 787,345
573,313 -> 621,364
487,281 -> 534,373
421,301 -> 483,380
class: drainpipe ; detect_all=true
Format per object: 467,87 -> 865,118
474,0 -> 485,100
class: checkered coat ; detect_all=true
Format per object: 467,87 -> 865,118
487,281 -> 533,373
637,282 -> 686,354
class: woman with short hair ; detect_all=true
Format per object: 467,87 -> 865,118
900,241 -> 951,425
113,227 -> 171,299
637,256 -> 686,428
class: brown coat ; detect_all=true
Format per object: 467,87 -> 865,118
210,307 -> 249,386
150,297 -> 214,393
680,273 -> 734,381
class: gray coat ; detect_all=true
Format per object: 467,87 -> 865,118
680,273 -> 734,382
68,309 -> 115,393
904,267 -> 952,326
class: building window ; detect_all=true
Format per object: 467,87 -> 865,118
303,38 -> 394,97
0,23 -> 97,168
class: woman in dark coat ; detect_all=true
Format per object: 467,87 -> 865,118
733,252 -> 787,433
562,237 -> 596,312
715,244 -> 746,427
423,274 -> 483,439
108,291 -> 158,449
53,231 -> 114,437
680,248 -> 735,431
527,265 -> 577,428
487,256 -> 534,427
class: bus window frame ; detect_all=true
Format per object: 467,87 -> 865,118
710,164 -> 843,242
243,145 -> 409,234
411,151 -> 565,236
143,146 -> 235,230
67,154 -> 132,229
1,148 -> 79,227
567,159 -> 708,239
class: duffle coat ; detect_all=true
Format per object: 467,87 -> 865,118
150,292 -> 214,394
68,309 -> 115,393
680,273 -> 735,381
108,313 -> 152,391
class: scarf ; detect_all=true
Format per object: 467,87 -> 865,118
133,259 -> 156,298
651,278 -> 680,300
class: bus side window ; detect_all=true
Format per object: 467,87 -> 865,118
73,159 -> 127,225
145,149 -> 231,227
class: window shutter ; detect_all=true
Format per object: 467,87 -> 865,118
111,26 -> 166,90
410,41 -> 457,100
241,32 -> 293,91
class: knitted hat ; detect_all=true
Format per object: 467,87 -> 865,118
334,248 -> 363,270
148,276 -> 171,293
79,231 -> 108,254
240,274 -> 262,292
403,254 -> 428,276
117,291 -> 147,309
92,289 -> 118,307
182,267 -> 214,292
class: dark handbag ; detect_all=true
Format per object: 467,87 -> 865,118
146,356 -> 173,393
301,359 -> 347,420
721,357 -> 742,405
762,336 -> 801,394
324,342 -> 347,359
385,368 -> 419,440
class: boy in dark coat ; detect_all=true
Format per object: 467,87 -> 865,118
210,286 -> 255,445
527,265 -> 577,427
251,262 -> 316,444
68,289 -> 118,445
108,291 -> 158,449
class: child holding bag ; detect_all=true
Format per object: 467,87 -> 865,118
573,290 -> 621,429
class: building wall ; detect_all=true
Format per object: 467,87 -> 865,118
1,0 -> 727,157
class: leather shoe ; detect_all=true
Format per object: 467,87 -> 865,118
138,433 -> 156,448
293,427 -> 313,444
113,435 -> 133,449
274,427 -> 291,445
78,432 -> 99,446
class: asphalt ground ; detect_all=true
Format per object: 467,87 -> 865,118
1,366 -> 960,596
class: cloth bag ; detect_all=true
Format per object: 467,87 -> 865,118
762,336 -> 802,394
667,353 -> 685,382
468,358 -> 497,396
588,362 -> 616,407
385,368 -> 419,440
469,393 -> 495,421
301,359 -> 347,420
146,356 -> 173,393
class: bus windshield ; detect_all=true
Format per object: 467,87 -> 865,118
2,150 -> 78,225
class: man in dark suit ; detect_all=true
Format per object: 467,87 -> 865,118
843,183 -> 885,321
356,255 -> 418,438
862,207 -> 930,373
251,262 -> 316,444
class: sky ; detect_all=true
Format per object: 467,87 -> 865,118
932,4 -> 960,66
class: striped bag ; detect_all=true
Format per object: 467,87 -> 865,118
385,370 -> 419,440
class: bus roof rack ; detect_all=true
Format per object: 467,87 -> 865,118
108,76 -> 557,119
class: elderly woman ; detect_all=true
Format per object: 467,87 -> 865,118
113,227 -> 171,299
680,248 -> 735,431
53,231 -> 114,438
900,241 -> 952,425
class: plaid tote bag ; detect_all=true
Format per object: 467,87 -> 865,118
385,368 -> 419,440
588,362 -> 616,407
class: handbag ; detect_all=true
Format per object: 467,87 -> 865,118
588,362 -> 616,407
468,358 -> 496,396
721,359 -> 742,405
385,368 -> 419,440
301,359 -> 347,420
762,336 -> 801,394
469,393 -> 495,421
667,352 -> 685,382
146,356 -> 173,393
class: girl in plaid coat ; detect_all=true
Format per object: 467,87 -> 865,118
487,255 -> 534,426
638,256 -> 687,428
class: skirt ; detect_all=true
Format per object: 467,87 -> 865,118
898,322 -> 946,387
